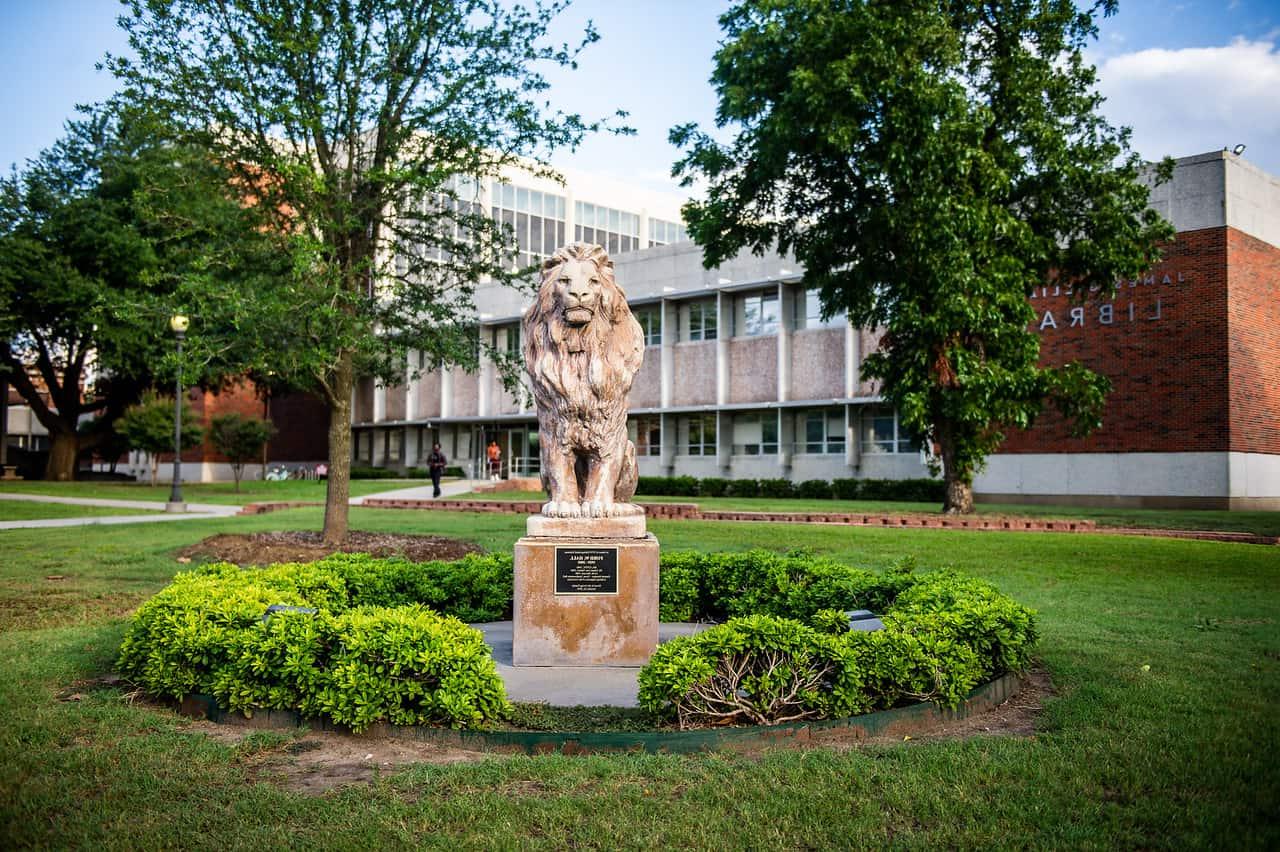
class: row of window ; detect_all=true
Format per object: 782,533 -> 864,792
628,408 -> 921,456
624,288 -> 846,348
648,218 -> 687,246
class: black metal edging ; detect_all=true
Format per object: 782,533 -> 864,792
179,672 -> 1022,755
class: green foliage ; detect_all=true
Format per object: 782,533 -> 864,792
108,0 -> 623,540
795,479 -> 834,500
349,466 -> 400,480
118,553 -> 515,730
642,566 -> 1037,726
116,391 -> 204,483
208,413 -> 275,490
637,475 -> 700,497
758,479 -> 796,499
697,477 -> 728,497
674,0 -> 1176,511
725,478 -> 761,498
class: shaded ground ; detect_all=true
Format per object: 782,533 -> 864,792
165,669 -> 1052,795
178,531 -> 482,565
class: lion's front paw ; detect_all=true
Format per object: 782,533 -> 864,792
542,501 -> 558,517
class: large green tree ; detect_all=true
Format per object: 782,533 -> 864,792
672,0 -> 1173,512
0,113 -> 271,480
107,0 -> 619,542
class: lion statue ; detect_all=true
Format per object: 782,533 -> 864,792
522,243 -> 644,519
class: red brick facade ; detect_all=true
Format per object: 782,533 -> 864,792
999,226 -> 1268,455
173,382 -> 328,464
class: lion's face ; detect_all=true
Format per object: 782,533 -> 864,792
552,257 -> 604,327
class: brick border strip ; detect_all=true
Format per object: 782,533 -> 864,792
347,497 -> 1277,545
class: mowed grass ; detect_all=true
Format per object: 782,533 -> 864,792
0,501 -> 154,521
0,477 -> 420,506
451,490 -> 1280,537
0,508 -> 1277,848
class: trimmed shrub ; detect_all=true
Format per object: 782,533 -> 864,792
118,556 -> 512,731
758,478 -> 796,499
795,479 -> 834,499
697,477 -> 728,497
725,478 -> 760,498
350,466 -> 400,479
831,478 -> 862,500
443,466 -> 465,478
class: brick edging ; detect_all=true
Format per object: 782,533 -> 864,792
350,497 -> 1278,546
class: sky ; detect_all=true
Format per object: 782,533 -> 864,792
1,0 -> 1277,207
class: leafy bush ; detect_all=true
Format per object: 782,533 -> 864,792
443,466 -> 465,478
636,475 -> 699,497
758,478 -> 796,499
725,478 -> 760,498
643,555 -> 1036,727
796,479 -> 834,499
831,478 -> 862,500
697,477 -> 728,497
350,466 -> 400,479
118,555 -> 513,730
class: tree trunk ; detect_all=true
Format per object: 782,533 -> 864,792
321,350 -> 354,545
44,431 -> 80,481
937,425 -> 975,514
232,463 -> 243,492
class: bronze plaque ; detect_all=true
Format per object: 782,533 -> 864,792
554,547 -> 619,595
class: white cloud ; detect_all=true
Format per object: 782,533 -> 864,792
1094,38 -> 1280,174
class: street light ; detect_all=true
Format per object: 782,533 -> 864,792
166,314 -> 190,513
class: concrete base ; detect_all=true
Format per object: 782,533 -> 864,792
513,533 -> 659,667
164,501 -> 187,514
525,513 -> 647,539
1,466 -> 22,481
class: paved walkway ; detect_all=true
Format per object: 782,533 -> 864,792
349,478 -> 485,505
473,621 -> 707,706
0,492 -> 241,530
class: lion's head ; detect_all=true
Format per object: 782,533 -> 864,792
522,242 -> 643,402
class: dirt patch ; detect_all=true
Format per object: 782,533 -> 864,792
177,531 -> 482,566
169,670 -> 1053,794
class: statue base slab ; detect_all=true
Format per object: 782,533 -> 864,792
525,513 -> 647,539
512,533 -> 659,667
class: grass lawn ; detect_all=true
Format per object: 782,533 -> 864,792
0,501 -> 154,521
0,477 -> 420,506
1,508 -> 1277,847
449,490 -> 1280,537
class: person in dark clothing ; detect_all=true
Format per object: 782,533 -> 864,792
427,443 -> 447,498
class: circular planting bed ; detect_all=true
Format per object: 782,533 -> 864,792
119,550 -> 1038,745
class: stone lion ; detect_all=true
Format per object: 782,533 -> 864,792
522,243 -> 644,518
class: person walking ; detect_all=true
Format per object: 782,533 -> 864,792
487,439 -> 502,481
427,443 -> 447,498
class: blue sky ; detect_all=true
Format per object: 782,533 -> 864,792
1,0 -> 1277,201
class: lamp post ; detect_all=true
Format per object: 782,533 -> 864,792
166,314 -> 190,512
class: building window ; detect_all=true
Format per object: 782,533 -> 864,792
575,201 -> 640,255
501,323 -> 521,357
737,290 -> 780,337
648,217 -> 687,246
491,181 -> 567,270
860,406 -> 921,454
387,429 -> 403,462
681,413 -> 717,456
684,299 -> 717,341
800,408 -> 846,455
798,288 -> 845,329
732,412 -> 778,456
629,416 -> 662,456
634,306 -> 662,346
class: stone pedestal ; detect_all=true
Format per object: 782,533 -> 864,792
513,517 -> 658,667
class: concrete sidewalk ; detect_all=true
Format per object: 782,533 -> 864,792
349,478 -> 485,505
473,621 -> 707,707
0,492 -> 240,530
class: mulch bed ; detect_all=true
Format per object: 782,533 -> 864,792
177,531 -> 482,566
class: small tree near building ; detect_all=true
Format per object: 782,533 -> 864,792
117,392 -> 203,485
208,413 -> 275,492
672,0 -> 1174,513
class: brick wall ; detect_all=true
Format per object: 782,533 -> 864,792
175,383 -> 328,463
1227,228 -> 1280,454
1000,227 -> 1231,454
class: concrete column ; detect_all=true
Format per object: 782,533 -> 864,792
716,291 -> 730,405
845,403 -> 861,471
659,412 -> 676,476
845,324 -> 861,398
717,410 -> 731,474
405,351 -> 419,423
404,426 -> 420,468
660,299 -> 676,407
639,209 -> 651,249
777,407 -> 792,477
440,368 -> 453,419
373,383 -> 386,423
478,328 -> 494,416
777,281 -> 794,403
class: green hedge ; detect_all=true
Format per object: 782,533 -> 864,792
120,549 -> 1033,732
641,559 -> 1036,728
117,554 -> 514,730
635,475 -> 944,502
349,466 -> 400,480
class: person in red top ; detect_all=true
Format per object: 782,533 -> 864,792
486,440 -> 502,481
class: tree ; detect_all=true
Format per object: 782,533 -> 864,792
0,111 -> 284,481
209,412 -> 276,491
108,0 -> 621,542
117,392 -> 204,485
672,0 -> 1174,512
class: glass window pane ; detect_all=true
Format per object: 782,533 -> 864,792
517,187 -> 529,212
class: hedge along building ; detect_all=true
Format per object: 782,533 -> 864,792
358,150 -> 1279,509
